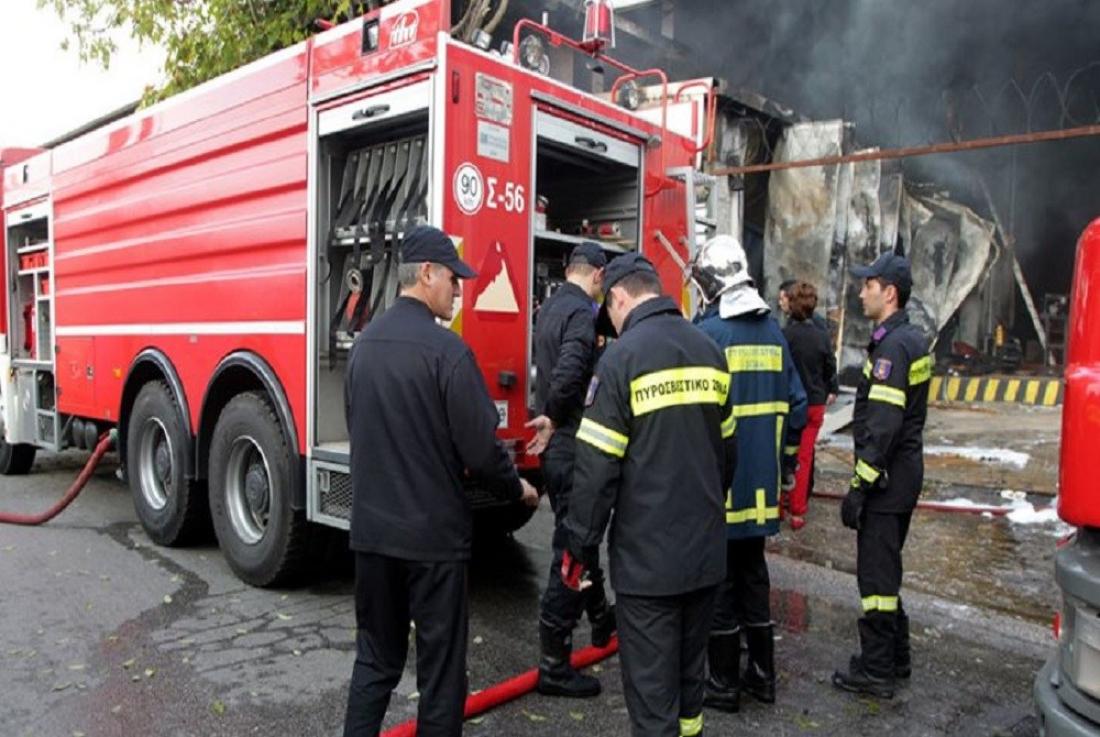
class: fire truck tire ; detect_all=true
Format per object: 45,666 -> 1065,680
127,381 -> 208,546
208,391 -> 307,587
0,440 -> 36,475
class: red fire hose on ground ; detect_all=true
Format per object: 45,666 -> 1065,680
379,488 -> 1053,734
381,639 -> 619,737
0,431 -> 115,525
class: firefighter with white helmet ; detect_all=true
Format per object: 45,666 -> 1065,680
691,234 -> 807,713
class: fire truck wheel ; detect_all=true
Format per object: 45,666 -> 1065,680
0,440 -> 36,475
127,381 -> 208,546
208,391 -> 306,587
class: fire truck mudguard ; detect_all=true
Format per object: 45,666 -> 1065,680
208,391 -> 309,587
119,348 -> 195,482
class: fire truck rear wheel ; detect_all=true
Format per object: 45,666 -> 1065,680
208,391 -> 307,587
0,440 -> 36,475
127,381 -> 208,546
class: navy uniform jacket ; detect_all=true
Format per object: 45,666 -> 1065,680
565,296 -> 737,596
345,296 -> 522,561
852,310 -> 931,513
534,282 -> 598,434
696,304 -> 807,540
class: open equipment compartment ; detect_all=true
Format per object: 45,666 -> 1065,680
5,201 -> 60,449
310,79 -> 433,522
529,108 -> 643,408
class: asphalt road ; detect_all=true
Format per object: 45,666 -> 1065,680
0,449 -> 1052,736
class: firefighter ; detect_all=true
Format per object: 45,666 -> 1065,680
525,242 -> 616,698
343,226 -> 539,737
563,252 -> 737,737
691,235 -> 807,714
831,251 -> 930,700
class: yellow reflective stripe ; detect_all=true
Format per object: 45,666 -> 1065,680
868,384 -> 906,407
862,359 -> 872,379
908,355 -> 932,385
731,401 -> 789,418
855,458 -> 880,484
680,714 -> 703,737
629,367 -> 730,417
576,418 -> 628,458
726,488 -> 779,525
861,595 -> 899,612
721,410 -> 737,439
725,344 -> 783,373
784,445 -> 800,456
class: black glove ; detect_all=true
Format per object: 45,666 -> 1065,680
840,476 -> 867,530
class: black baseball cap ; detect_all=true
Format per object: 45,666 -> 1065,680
400,225 -> 477,279
851,252 -> 912,291
595,252 -> 660,336
569,241 -> 607,269
601,252 -> 658,297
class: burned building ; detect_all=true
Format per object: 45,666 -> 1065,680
491,0 -> 1097,375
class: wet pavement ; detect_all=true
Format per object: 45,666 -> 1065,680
0,402 -> 1063,736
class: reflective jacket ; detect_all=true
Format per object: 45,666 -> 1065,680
852,310 -> 931,513
696,303 -> 807,540
565,296 -> 737,597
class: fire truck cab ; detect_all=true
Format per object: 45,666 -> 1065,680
0,0 -> 711,586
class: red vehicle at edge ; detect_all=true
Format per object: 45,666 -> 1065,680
1035,217 -> 1100,734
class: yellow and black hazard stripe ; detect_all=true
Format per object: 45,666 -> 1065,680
929,375 -> 1063,406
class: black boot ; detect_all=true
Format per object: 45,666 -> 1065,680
832,655 -> 895,699
536,623 -> 601,698
895,609 -> 911,680
703,632 -> 740,713
742,624 -> 776,704
832,617 -> 895,698
586,584 -> 616,648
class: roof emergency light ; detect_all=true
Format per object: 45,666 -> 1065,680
582,0 -> 616,52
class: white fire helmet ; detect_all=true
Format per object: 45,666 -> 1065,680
689,234 -> 753,305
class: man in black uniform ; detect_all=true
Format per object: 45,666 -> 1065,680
343,226 -> 539,736
526,242 -> 616,698
564,253 -> 737,737
832,252 -> 930,699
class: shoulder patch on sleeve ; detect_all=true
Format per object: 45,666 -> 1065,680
585,375 -> 600,407
872,358 -> 893,381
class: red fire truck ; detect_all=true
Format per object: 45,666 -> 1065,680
1035,218 -> 1100,734
0,0 -> 712,586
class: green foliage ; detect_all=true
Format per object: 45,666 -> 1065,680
36,0 -> 379,104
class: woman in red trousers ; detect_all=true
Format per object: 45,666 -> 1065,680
781,282 -> 837,530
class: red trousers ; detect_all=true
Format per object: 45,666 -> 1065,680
789,404 -> 826,517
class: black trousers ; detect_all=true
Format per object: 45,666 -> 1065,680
618,586 -> 717,737
855,511 -> 912,677
539,433 -> 608,637
344,553 -> 468,737
712,536 -> 771,632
